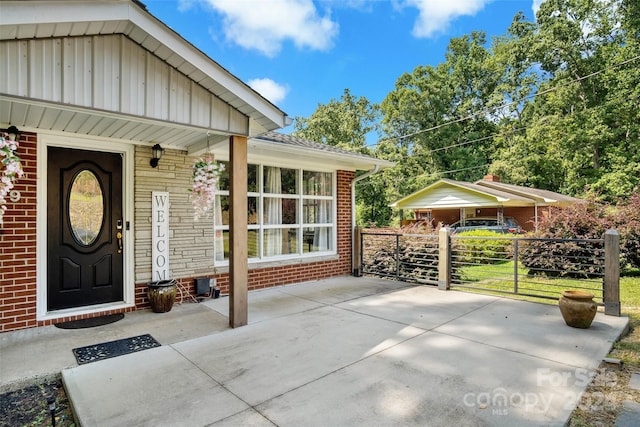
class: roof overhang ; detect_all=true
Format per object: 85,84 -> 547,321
390,179 -> 535,209
475,181 -> 582,207
200,135 -> 395,172
0,94 -> 238,151
0,0 -> 290,148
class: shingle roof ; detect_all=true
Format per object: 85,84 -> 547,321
391,177 -> 582,209
255,131 -> 391,163
474,180 -> 582,206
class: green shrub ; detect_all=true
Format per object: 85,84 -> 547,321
452,230 -> 514,265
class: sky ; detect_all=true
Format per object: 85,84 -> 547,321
144,0 -> 543,132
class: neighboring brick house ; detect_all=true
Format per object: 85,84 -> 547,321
391,175 -> 581,232
0,1 -> 392,332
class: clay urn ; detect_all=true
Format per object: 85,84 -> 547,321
559,290 -> 597,329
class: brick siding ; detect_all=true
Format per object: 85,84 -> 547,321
0,133 -> 38,331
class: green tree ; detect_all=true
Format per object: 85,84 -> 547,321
525,0 -> 639,199
292,88 -> 379,153
380,31 -> 499,202
292,90 -> 389,226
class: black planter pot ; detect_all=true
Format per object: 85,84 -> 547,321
147,279 -> 177,313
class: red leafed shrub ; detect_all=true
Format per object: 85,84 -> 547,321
614,192 -> 640,269
521,191 -> 640,277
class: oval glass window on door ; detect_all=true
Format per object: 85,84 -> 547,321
69,170 -> 104,246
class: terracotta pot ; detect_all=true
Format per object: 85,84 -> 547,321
147,280 -> 177,313
559,290 -> 597,329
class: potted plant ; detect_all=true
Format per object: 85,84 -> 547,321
0,130 -> 24,227
189,155 -> 223,220
147,279 -> 178,313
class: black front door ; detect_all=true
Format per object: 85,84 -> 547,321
47,147 -> 124,310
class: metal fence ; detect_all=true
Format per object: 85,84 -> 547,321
355,228 -> 621,316
359,231 -> 439,285
451,235 -> 605,303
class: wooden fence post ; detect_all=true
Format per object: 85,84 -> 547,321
353,226 -> 362,277
604,229 -> 621,316
438,227 -> 451,290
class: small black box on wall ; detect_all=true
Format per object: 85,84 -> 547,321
194,278 -> 212,295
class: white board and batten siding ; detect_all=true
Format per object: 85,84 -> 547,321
0,34 -> 248,135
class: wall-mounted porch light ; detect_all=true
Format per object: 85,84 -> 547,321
5,125 -> 20,142
150,144 -> 164,168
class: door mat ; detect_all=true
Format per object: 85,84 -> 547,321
55,313 -> 124,329
72,334 -> 161,365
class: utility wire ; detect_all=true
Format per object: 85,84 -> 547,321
367,54 -> 640,149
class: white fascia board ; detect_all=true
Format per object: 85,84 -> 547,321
246,139 -> 394,172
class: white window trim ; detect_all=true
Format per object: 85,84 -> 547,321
213,164 -> 337,266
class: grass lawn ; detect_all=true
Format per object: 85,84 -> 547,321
456,261 -> 625,303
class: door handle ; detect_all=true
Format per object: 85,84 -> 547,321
116,231 -> 123,253
116,219 -> 123,253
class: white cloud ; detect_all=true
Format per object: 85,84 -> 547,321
177,0 -> 196,12
201,0 -> 338,57
531,0 -> 545,19
402,0 -> 491,38
247,78 -> 289,105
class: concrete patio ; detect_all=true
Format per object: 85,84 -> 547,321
1,277 -> 629,426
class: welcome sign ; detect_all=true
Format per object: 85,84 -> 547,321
152,191 -> 169,282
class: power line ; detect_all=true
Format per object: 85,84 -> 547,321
405,163 -> 492,182
367,54 -> 640,150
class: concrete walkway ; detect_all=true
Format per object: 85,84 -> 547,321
2,277 -> 629,426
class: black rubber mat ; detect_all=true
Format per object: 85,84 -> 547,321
72,334 -> 161,365
54,313 -> 124,329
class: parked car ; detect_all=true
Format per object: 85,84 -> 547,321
449,217 -> 522,234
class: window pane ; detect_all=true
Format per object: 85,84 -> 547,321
303,199 -> 332,224
264,198 -> 297,225
215,230 -> 259,260
218,161 -> 229,191
264,228 -> 297,256
248,163 -> 258,192
303,171 -> 332,196
216,162 -> 257,192
264,166 -> 298,194
303,227 -> 333,253
216,195 -> 257,225
69,170 -> 103,246
248,229 -> 258,258
214,230 -> 229,261
216,195 -> 229,226
248,197 -> 258,224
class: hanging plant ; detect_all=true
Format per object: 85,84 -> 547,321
190,155 -> 224,220
0,132 -> 24,226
